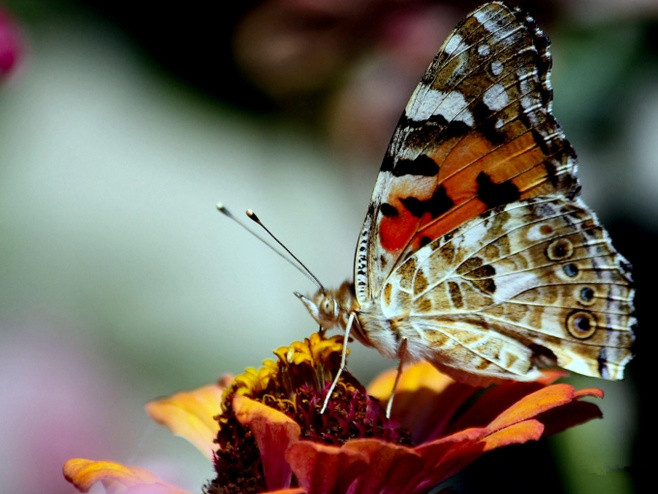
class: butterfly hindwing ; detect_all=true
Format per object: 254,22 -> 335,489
380,196 -> 635,383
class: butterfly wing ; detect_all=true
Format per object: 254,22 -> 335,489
353,2 -> 634,381
355,2 -> 579,303
379,196 -> 635,383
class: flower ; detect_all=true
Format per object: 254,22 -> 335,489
0,6 -> 24,80
64,332 -> 604,493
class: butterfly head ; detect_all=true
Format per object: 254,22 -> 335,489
294,290 -> 340,330
295,281 -> 359,331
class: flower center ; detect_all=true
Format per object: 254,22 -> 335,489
206,332 -> 411,493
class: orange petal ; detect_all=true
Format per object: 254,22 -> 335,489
404,381 -> 601,491
343,439 -> 424,494
447,381 -> 543,432
535,395 -> 603,437
445,374 -> 591,434
481,419 -> 544,451
414,426 -> 486,464
487,383 -> 595,432
285,441 -> 368,494
233,395 -> 301,491
411,428 -> 489,491
408,420 -> 542,491
63,458 -> 188,493
575,387 -> 605,399
146,380 -> 228,459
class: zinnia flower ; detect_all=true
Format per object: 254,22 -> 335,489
64,332 -> 604,493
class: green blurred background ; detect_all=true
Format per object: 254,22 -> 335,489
0,1 -> 655,493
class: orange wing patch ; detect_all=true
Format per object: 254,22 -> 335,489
379,127 -> 572,255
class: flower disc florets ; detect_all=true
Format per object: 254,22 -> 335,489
208,333 -> 411,493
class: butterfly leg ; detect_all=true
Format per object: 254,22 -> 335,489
385,338 -> 408,419
320,311 -> 355,414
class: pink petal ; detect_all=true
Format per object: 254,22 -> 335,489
0,8 -> 24,79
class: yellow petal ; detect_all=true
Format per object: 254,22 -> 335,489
63,458 -> 188,493
146,379 -> 228,459
367,361 -> 454,401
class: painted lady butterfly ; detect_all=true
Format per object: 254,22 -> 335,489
297,2 -> 635,387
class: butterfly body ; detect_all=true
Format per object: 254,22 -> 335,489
298,2 -> 635,386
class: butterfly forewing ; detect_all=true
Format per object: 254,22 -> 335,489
356,2 -> 579,303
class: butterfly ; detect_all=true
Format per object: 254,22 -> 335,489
296,1 -> 635,389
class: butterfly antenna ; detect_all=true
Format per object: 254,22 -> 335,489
216,203 -> 324,292
245,209 -> 326,291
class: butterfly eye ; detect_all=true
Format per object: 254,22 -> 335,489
321,298 -> 336,316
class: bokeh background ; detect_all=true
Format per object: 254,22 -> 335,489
1,1 -> 656,493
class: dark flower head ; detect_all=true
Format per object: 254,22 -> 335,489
210,333 -> 411,493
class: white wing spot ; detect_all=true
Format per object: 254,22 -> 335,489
483,84 -> 509,111
521,96 -> 541,125
405,87 -> 442,122
406,89 -> 474,126
444,34 -> 468,56
473,9 -> 520,42
473,9 -> 495,29
437,90 -> 474,126
491,60 -> 503,76
491,271 -> 537,304
478,44 -> 490,57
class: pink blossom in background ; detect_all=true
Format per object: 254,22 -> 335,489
0,323 -> 138,494
0,7 -> 24,79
